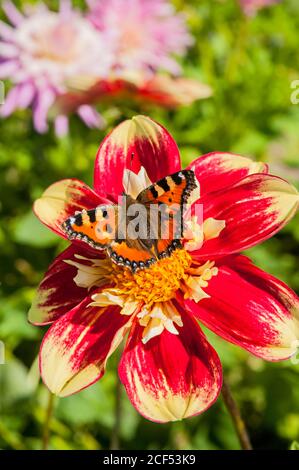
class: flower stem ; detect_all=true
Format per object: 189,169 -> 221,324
110,375 -> 122,450
42,390 -> 55,450
221,377 -> 252,450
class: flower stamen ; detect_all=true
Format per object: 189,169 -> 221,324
67,248 -> 218,342
109,249 -> 192,308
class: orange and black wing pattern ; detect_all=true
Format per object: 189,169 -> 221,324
108,239 -> 156,272
62,205 -> 117,249
137,170 -> 197,258
62,205 -> 155,272
137,170 -> 197,207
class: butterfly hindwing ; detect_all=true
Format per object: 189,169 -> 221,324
62,203 -> 156,271
108,238 -> 156,272
62,205 -> 117,249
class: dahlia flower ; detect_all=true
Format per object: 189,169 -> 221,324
87,0 -> 193,76
240,0 -> 280,15
30,115 -> 299,423
56,74 -> 212,117
0,0 -> 112,134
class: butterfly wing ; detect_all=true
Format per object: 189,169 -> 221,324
136,169 -> 197,257
137,170 -> 197,207
62,205 -> 117,249
62,203 -> 156,272
107,239 -> 156,272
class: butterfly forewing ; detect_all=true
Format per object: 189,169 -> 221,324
137,170 -> 197,207
136,170 -> 197,257
62,205 -> 117,249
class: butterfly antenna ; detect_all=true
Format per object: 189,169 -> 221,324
125,152 -> 135,194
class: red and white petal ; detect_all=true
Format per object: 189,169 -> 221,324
33,178 -> 111,238
119,311 -> 222,423
192,174 -> 299,259
28,246 -> 91,326
135,76 -> 212,107
40,300 -> 133,397
185,256 -> 299,361
188,152 -> 268,197
94,115 -> 181,199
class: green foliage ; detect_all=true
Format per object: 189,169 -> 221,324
1,0 -> 299,450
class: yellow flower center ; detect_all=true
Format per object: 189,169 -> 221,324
66,249 -> 218,344
109,249 -> 192,308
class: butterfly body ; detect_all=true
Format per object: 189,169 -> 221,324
62,170 -> 197,272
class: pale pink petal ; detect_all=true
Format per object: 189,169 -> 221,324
0,20 -> 15,40
0,85 -> 21,116
59,0 -> 72,15
77,104 -> 105,129
33,88 -> 56,133
17,82 -> 35,108
3,1 -> 24,26
0,60 -> 19,78
0,41 -> 19,58
54,114 -> 69,137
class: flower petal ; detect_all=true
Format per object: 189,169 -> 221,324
188,152 -> 268,197
54,115 -> 69,137
192,174 -> 299,259
77,104 -> 105,129
40,300 -> 133,397
28,246 -> 101,325
123,167 -> 152,199
132,75 -> 212,107
94,115 -> 181,199
32,88 -> 56,134
0,86 -> 22,116
3,1 -> 24,26
119,310 -> 222,423
33,178 -> 111,238
185,255 -> 299,361
0,19 -> 15,40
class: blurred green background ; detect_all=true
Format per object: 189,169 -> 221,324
1,0 -> 299,450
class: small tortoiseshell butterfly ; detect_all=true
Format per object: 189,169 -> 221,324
62,170 -> 197,272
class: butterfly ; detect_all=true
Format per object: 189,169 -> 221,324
62,169 -> 197,272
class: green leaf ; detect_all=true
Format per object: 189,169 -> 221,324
13,211 -> 58,248
0,357 -> 36,407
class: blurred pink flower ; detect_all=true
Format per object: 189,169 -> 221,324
240,0 -> 280,15
0,0 -> 112,135
87,0 -> 193,76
